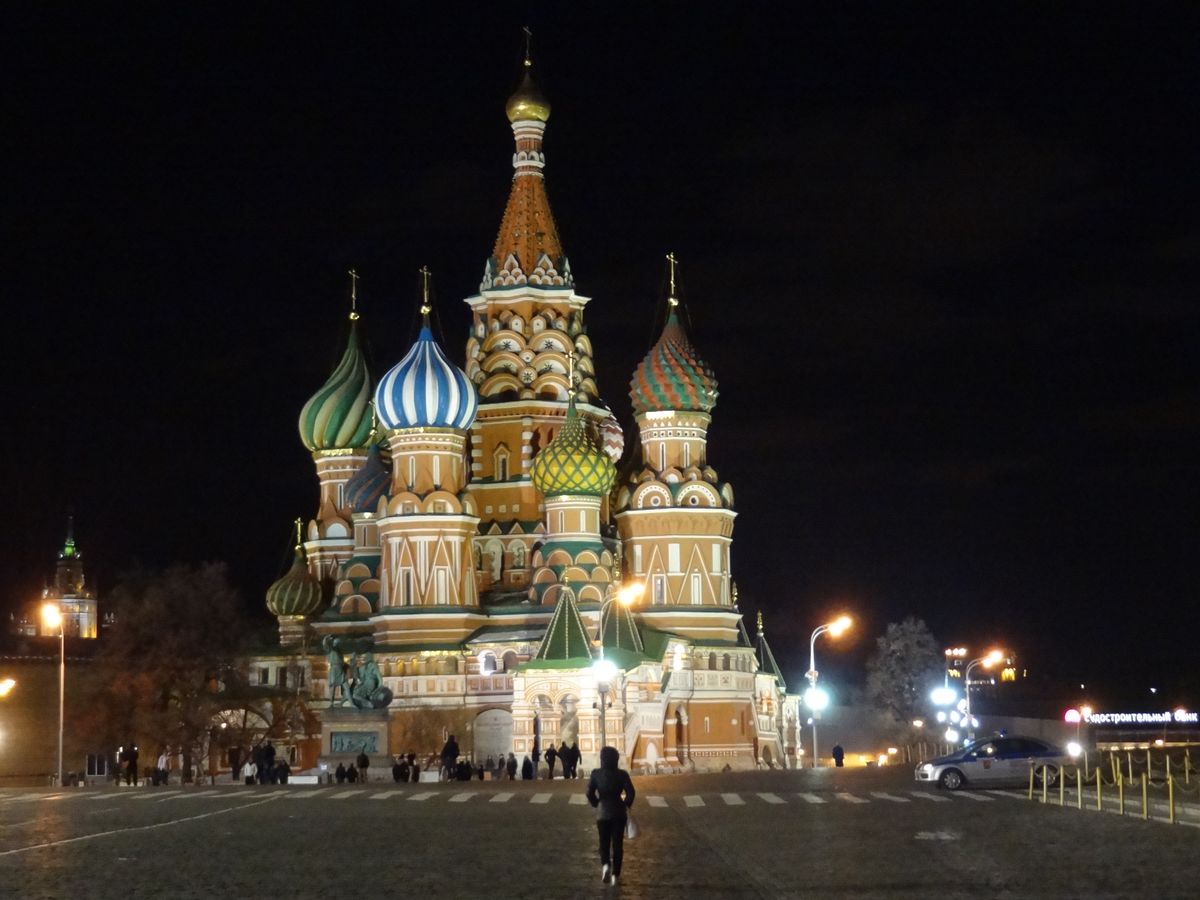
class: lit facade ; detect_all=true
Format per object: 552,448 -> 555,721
12,518 -> 99,639
258,52 -> 793,772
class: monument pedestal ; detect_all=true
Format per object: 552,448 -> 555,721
322,706 -> 389,759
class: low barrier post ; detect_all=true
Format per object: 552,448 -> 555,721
1059,768 -> 1065,806
1028,763 -> 1035,800
1082,749 -> 1089,780
1042,766 -> 1049,804
1118,770 -> 1125,816
1076,768 -> 1083,809
1168,774 -> 1175,825
1126,751 -> 1133,782
1141,772 -> 1148,821
1186,749 -> 1191,785
1146,749 -> 1152,782
1096,767 -> 1103,811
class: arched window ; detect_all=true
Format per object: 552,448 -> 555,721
478,651 -> 497,675
708,652 -> 717,670
501,650 -> 519,672
722,653 -> 731,671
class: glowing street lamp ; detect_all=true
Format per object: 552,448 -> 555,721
963,650 -> 1004,740
806,615 -> 852,768
593,583 -> 641,752
42,602 -> 65,786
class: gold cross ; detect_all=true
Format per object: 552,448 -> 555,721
348,268 -> 360,320
294,517 -> 303,550
666,252 -> 679,307
523,26 -> 533,66
419,266 -> 432,316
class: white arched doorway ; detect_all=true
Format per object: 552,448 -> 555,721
473,709 -> 513,764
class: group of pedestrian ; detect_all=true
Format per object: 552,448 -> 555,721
238,741 -> 291,785
548,741 -> 581,779
391,752 -> 421,783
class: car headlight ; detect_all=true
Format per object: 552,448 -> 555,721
920,763 -> 934,773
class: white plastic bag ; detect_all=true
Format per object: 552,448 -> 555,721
624,814 -> 638,840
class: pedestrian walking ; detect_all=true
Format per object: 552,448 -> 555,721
506,752 -> 517,780
347,764 -> 359,784
155,749 -> 170,786
569,741 -> 581,779
335,762 -> 347,784
440,735 -> 460,782
264,741 -> 277,783
586,746 -> 636,887
241,759 -> 257,786
558,742 -> 569,779
356,748 -> 370,782
521,755 -> 534,780
545,744 -> 557,779
832,744 -> 845,768
276,758 -> 291,784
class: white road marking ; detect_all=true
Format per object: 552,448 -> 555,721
407,792 -> 437,802
450,792 -> 477,803
647,795 -> 668,808
132,791 -> 182,802
88,794 -> 120,801
0,796 -> 280,857
914,830 -> 959,841
955,792 -> 994,802
797,793 -> 826,804
870,792 -> 910,803
756,793 -> 785,804
490,792 -> 514,803
835,793 -> 869,804
330,791 -> 359,800
721,793 -> 745,806
684,795 -> 705,807
569,794 -> 589,805
370,791 -> 397,799
530,793 -> 552,804
286,790 -> 323,798
985,790 -> 1025,800
910,791 -> 951,803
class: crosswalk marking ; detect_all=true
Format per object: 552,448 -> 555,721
286,790 -> 322,798
757,792 -> 785,805
331,791 -> 359,800
721,793 -> 745,806
648,795 -> 668,808
985,790 -> 1024,800
683,795 -> 705,807
407,792 -> 437,802
450,792 -> 477,803
955,792 -> 994,802
870,792 -> 910,803
797,792 -> 826,804
133,791 -> 181,801
490,792 -> 513,803
88,794 -> 119,801
835,792 -> 869,804
569,794 -> 589,805
530,793 -> 552,804
910,791 -> 951,803
370,791 -> 397,800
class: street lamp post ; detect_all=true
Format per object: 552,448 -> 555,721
805,615 -> 851,768
42,602 -> 65,786
963,650 -> 1004,740
591,583 -> 642,757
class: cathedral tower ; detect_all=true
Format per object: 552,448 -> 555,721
463,42 -> 620,602
615,258 -> 739,642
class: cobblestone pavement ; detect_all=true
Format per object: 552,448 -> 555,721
0,767 -> 1195,899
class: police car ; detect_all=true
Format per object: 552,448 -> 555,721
914,735 -> 1068,790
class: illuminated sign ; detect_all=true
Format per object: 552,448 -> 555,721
1083,709 -> 1197,726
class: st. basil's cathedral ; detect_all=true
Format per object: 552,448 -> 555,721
258,50 -> 797,773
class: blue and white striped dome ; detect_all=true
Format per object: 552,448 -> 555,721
375,326 -> 478,431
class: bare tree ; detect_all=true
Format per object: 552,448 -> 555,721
865,617 -> 942,730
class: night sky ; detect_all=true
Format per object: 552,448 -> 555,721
6,6 -> 1198,700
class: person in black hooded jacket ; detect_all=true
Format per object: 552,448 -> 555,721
585,746 -> 636,886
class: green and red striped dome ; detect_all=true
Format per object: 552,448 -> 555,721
629,310 -> 718,415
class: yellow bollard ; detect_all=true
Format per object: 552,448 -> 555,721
1059,768 -> 1065,806
1083,749 -> 1089,781
1096,767 -> 1103,811
1168,774 -> 1175,825
1111,753 -> 1119,783
1166,754 -> 1171,781
1126,750 -> 1133,782
1147,748 -> 1152,782
1186,749 -> 1191,785
1118,770 -> 1125,816
1028,763 -> 1035,800
1141,772 -> 1148,821
1076,768 -> 1083,809
1042,766 -> 1049,804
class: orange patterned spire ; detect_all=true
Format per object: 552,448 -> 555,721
485,31 -> 571,290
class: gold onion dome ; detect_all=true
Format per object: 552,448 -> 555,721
531,399 -> 616,497
265,544 -> 323,618
506,65 -> 551,123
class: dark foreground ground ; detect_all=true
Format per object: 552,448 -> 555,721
0,766 -> 1195,899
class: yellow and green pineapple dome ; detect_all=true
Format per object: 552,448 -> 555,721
531,400 -> 615,497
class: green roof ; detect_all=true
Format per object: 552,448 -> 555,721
533,589 -> 594,663
601,600 -> 643,654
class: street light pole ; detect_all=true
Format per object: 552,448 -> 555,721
42,602 -> 65,786
591,583 -> 642,758
805,616 -> 851,769
963,650 -> 1003,741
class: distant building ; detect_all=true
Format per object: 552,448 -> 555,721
11,517 -> 99,639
